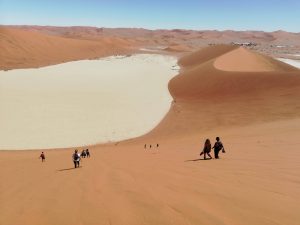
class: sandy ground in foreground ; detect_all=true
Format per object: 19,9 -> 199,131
1,43 -> 300,225
1,119 -> 300,225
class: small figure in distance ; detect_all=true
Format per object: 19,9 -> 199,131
200,139 -> 212,160
73,149 -> 81,168
212,137 -> 225,159
40,152 -> 45,162
157,144 -> 159,148
86,149 -> 90,158
81,149 -> 86,158
150,145 -> 152,148
144,144 -> 146,149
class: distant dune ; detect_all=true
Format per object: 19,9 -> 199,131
1,25 -> 300,69
214,46 -> 297,72
0,28 -> 132,70
178,44 -> 235,69
6,25 -> 299,44
164,44 -> 192,52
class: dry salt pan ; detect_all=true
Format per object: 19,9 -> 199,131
0,54 -> 178,150
277,58 -> 300,69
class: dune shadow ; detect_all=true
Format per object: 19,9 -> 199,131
57,167 -> 81,172
185,158 -> 212,162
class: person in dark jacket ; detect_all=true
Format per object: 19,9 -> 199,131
40,152 -> 45,162
81,150 -> 86,158
86,149 -> 90,158
212,137 -> 225,159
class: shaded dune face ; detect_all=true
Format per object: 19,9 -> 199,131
178,45 -> 236,69
164,44 -> 192,52
144,45 -> 300,139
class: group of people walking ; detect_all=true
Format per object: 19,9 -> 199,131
39,149 -> 91,168
72,149 -> 90,168
144,143 -> 159,149
39,138 -> 224,167
200,137 -> 225,160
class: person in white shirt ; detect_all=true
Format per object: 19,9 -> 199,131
72,149 -> 81,168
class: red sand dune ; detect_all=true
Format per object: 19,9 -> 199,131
1,38 -> 300,225
171,45 -> 299,100
164,44 -> 192,52
0,28 -> 133,70
3,25 -> 300,59
143,45 -> 300,141
214,46 -> 296,72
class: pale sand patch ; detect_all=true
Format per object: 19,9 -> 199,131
0,54 -> 178,150
288,54 -> 300,57
277,58 -> 300,69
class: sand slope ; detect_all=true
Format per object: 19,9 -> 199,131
142,45 -> 300,139
164,44 -> 192,52
1,45 -> 300,225
214,47 -> 297,72
1,119 -> 300,225
0,28 -> 131,70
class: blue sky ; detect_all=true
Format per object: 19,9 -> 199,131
1,0 -> 299,32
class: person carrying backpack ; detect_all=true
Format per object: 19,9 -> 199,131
72,149 -> 81,168
212,137 -> 225,159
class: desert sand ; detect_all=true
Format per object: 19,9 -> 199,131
1,119 -> 300,225
0,54 -> 178,149
1,28 -> 300,225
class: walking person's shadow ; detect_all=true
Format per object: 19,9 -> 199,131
185,158 -> 212,162
57,167 -> 82,172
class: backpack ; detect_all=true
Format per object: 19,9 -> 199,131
215,141 -> 223,151
74,153 -> 79,160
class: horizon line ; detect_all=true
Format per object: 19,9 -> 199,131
1,24 -> 299,34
